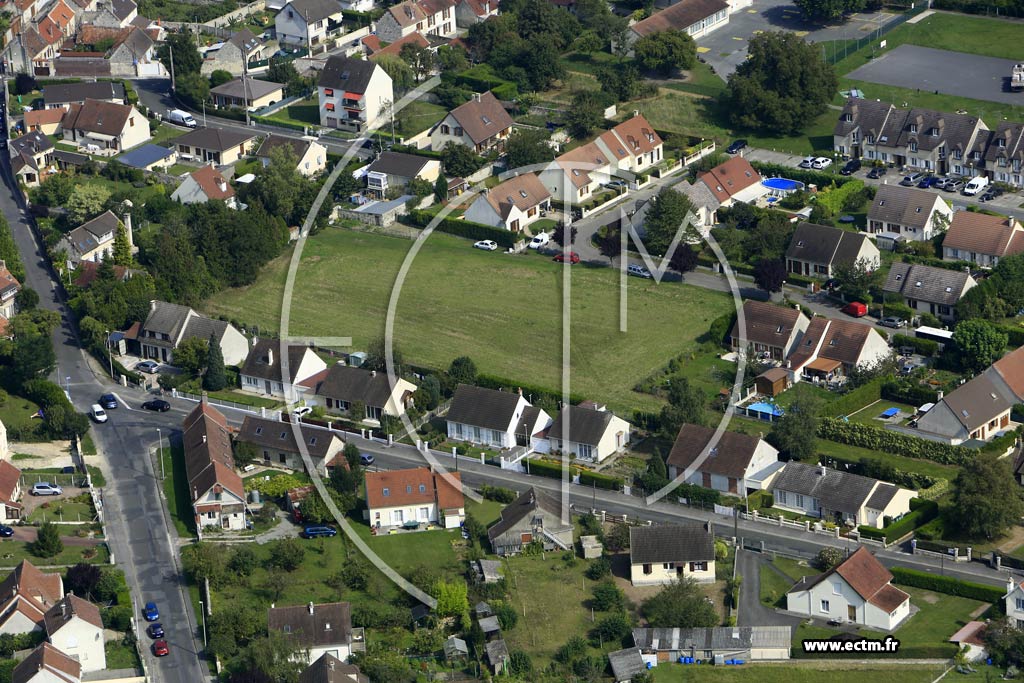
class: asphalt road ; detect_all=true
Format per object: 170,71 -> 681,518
735,547 -> 803,628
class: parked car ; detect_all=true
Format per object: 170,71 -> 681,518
811,157 -> 832,170
963,175 -> 990,196
90,405 -> 108,423
31,482 -> 62,496
879,316 -> 907,329
142,399 -> 171,412
292,406 -> 313,418
143,602 -> 160,622
917,175 -> 938,188
148,623 -> 164,639
528,233 -> 550,249
153,640 -> 169,657
360,453 -> 375,466
99,393 -> 117,410
604,180 -> 628,191
980,188 -> 999,202
301,525 -> 337,539
727,139 -> 748,154
61,466 -> 75,475
135,360 -> 160,373
931,177 -> 951,190
840,159 -> 862,175
867,166 -> 888,179
553,252 -> 580,264
841,301 -> 867,318
799,156 -> 815,168
900,172 -> 925,186
944,178 -> 965,192
627,264 -> 653,279
473,240 -> 498,251
0,525 -> 13,537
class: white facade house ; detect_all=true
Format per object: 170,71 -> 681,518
867,184 -> 953,243
462,173 -> 551,232
629,523 -> 716,587
1004,579 -> 1024,629
60,99 -> 149,154
274,0 -> 343,48
57,210 -> 134,270
770,462 -> 915,528
375,0 -> 456,43
785,317 -> 892,386
445,384 -> 534,450
239,340 -> 327,399
786,547 -> 911,630
257,136 -> 328,177
268,602 -> 362,665
43,595 -> 106,673
364,467 -> 465,529
666,424 -> 781,496
305,363 -> 418,422
429,91 -> 513,154
317,56 -> 393,133
131,300 -> 249,366
183,398 -> 250,532
0,561 -> 64,636
12,643 -> 82,683
236,415 -> 345,473
0,460 -> 21,524
545,403 -> 631,463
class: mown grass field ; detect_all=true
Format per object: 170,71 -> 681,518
652,662 -> 952,683
203,228 -> 734,413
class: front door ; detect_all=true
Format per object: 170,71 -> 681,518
848,605 -> 856,621
265,380 -> 272,394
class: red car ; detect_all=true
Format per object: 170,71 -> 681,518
153,640 -> 169,657
553,252 -> 580,264
841,301 -> 867,318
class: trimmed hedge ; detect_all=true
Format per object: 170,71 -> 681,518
856,525 -> 886,540
996,324 -> 1024,348
891,334 -> 939,358
932,0 -> 1024,17
881,380 -> 938,406
404,210 -> 517,248
525,459 -> 623,490
890,567 -> 1004,603
475,373 -> 583,407
818,418 -> 972,466
882,499 -> 938,542
578,469 -> 624,490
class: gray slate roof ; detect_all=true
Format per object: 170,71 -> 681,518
547,404 -> 615,446
63,210 -> 120,256
268,602 -> 351,648
10,131 -> 54,157
676,180 -> 720,212
285,0 -> 341,23
487,487 -> 563,541
883,262 -> 973,307
608,647 -> 646,682
236,415 -> 340,460
241,339 -> 311,383
318,55 -> 377,93
479,615 -> 500,633
314,364 -> 396,407
446,384 -> 522,431
117,143 -> 175,168
785,222 -> 869,266
629,523 -> 714,565
939,372 -> 1014,431
143,300 -> 192,338
485,639 -> 509,666
366,151 -> 431,179
770,462 -> 878,515
868,184 -> 945,230
42,81 -> 125,106
228,28 -> 261,54
444,636 -> 469,659
632,626 -> 792,652
865,482 -> 899,511
210,77 -> 283,101
176,127 -> 258,153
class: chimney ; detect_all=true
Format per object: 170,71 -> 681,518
632,110 -> 639,118
517,387 -> 523,396
1009,577 -> 1017,594
371,370 -> 376,378
201,391 -> 209,406
473,92 -> 481,102
328,658 -> 335,670
529,490 -> 535,504
150,299 -> 157,311
308,602 -> 315,615
202,434 -> 207,444
705,520 -> 712,533
937,390 -> 944,401
818,464 -> 826,476
267,347 -> 274,366
218,181 -> 228,193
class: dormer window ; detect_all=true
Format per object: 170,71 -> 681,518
916,207 -> 922,213
914,281 -> 922,287
878,200 -> 885,207
999,138 -> 1006,148
419,484 -> 426,493
383,488 -> 390,497
797,240 -> 805,247
909,141 -> 918,152
954,149 -> 963,159
829,339 -> 836,346
930,127 -> 939,137
255,426 -> 263,435
843,113 -> 852,122
867,135 -> 875,143
279,431 -> 287,439
909,124 -> 918,133
894,274 -> 902,281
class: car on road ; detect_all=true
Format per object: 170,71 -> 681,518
627,264 -> 653,279
799,156 -> 815,169
135,360 -> 160,374
867,166 -> 887,179
153,640 -> 169,657
143,602 -> 160,622
553,252 -> 580,264
90,405 -> 108,423
31,482 -> 63,496
99,394 -> 117,410
944,178 -> 965,192
811,157 -> 832,170
840,159 -> 861,175
726,139 -> 747,154
603,180 -> 628,191
301,525 -> 337,539
142,399 -> 171,412
292,406 -> 313,418
528,232 -> 550,249
473,240 -> 498,251
879,316 -> 907,329
0,525 -> 13,537
148,623 -> 164,639
360,453 -> 375,466
900,172 -> 925,186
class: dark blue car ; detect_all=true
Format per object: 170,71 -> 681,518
99,394 -> 118,410
917,176 -> 937,188
148,623 -> 164,639
301,525 -> 337,539
143,602 -> 159,622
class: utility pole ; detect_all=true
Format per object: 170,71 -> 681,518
243,59 -> 251,127
168,43 -> 176,92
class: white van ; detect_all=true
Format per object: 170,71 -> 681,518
90,404 -> 108,423
962,176 -> 989,196
528,232 -> 550,249
166,109 -> 197,128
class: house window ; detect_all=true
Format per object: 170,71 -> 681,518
820,600 -> 830,613
689,561 -> 708,572
454,127 -> 464,137
1016,598 -> 1024,611
440,124 -> 450,135
324,88 -> 334,96
909,141 -> 917,152
833,582 -> 842,595
419,507 -> 429,519
662,563 -> 674,570
279,453 -> 287,464
795,494 -> 804,508
263,450 -> 270,461
419,484 -> 426,493
325,103 -> 335,111
382,488 -> 390,497
642,564 -> 652,575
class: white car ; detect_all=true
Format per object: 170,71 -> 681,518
811,157 -> 832,170
799,156 -> 815,168
528,233 -> 550,249
90,404 -> 108,423
474,240 -> 498,251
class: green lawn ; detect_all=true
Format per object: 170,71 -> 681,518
466,499 -> 505,528
105,640 -> 142,670
80,432 -> 97,456
265,97 -> 320,128
349,521 -> 463,578
28,494 -> 95,524
652,663 -> 951,683
394,100 -> 448,138
202,229 -> 734,414
0,393 -> 43,440
162,446 -> 196,537
146,123 -> 184,148
758,563 -> 795,608
166,163 -> 194,176
0,539 -> 110,568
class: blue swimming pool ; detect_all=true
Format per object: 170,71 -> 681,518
746,401 -> 784,418
762,178 -> 805,192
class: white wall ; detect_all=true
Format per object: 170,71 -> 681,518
369,501 -> 438,527
629,559 -> 715,586
50,619 -> 106,672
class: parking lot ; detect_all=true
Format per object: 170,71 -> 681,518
847,44 -> 1021,106
698,0 -> 901,77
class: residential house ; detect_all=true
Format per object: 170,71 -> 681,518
1003,578 -> 1024,629
9,131 -> 55,187
486,487 -> 573,555
0,261 -> 20,337
72,261 -> 136,289
170,164 -> 239,207
632,627 -> 791,662
42,82 -> 126,109
9,16 -> 64,74
675,180 -> 721,228
446,384 -> 535,450
364,31 -> 429,60
697,155 -> 764,207
785,222 -> 880,278
257,135 -> 328,176
770,462 -> 915,528
364,467 -> 465,529
235,415 -> 344,472
376,0 -> 456,43
305,363 -> 418,421
275,0 -> 343,48
607,647 -> 646,683
666,424 -> 781,497
299,654 -> 367,683
628,523 -> 716,586
107,26 -> 162,77
44,595 -> 105,673
57,210 -> 133,270
201,29 -> 265,76
867,184 -> 953,245
240,339 -> 327,399
786,546 -> 911,630
978,121 -> 1024,188
61,99 -> 148,154
455,0 -> 498,26
463,173 -> 551,232
785,317 -> 892,384
430,91 -> 513,154
51,55 -> 113,79
545,403 -> 631,463
317,56 -> 393,133
182,397 -> 249,531
949,622 -> 988,663
0,560 -> 64,635
175,128 -> 259,165
915,372 -> 1014,444
364,151 -> 441,199
130,300 -> 249,365
941,212 -> 1024,267
117,143 -> 177,171
81,0 -> 138,28
485,640 -> 509,675
595,114 -> 665,174
12,643 -> 82,683
730,300 -> 810,361
211,77 -> 285,111
268,602 -> 363,665
24,108 -> 65,135
882,262 -> 976,323
623,0 -> 730,53
0,460 -> 22,523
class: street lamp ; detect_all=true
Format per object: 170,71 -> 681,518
105,330 -> 113,378
65,376 -> 71,400
198,599 -> 207,649
157,429 -> 164,480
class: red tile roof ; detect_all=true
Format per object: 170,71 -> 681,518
993,345 -> 1024,400
0,560 -> 63,614
834,547 -> 909,612
374,31 -> 429,58
12,643 -> 81,683
189,164 -> 235,200
0,461 -> 21,504
944,212 -> 1024,258
365,467 -> 463,511
699,156 -> 762,203
24,107 -> 65,128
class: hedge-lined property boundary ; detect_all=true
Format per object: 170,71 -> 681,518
890,567 -> 1004,604
525,458 -> 623,490
817,418 -> 971,465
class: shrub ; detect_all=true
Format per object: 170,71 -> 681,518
828,378 -> 883,417
818,418 -> 971,465
404,210 -> 517,247
891,334 -> 939,357
102,604 -> 133,631
882,499 -> 938,542
479,484 -> 517,504
890,567 -> 1004,603
857,525 -> 886,540
584,556 -> 611,580
475,373 -> 584,407
881,379 -> 938,406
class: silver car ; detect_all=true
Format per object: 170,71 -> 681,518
31,482 -> 63,496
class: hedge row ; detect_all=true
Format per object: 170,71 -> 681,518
525,458 -> 623,490
882,499 -> 938,543
996,553 -> 1024,571
880,380 -> 938,406
475,373 -> 583,407
890,334 -> 939,358
856,525 -> 886,540
914,538 -> 962,554
995,324 -> 1024,348
817,418 -> 972,466
981,427 -> 1021,455
932,0 -> 1024,16
828,378 -> 882,418
404,210 -> 518,248
890,567 -> 1004,603
449,65 -> 519,101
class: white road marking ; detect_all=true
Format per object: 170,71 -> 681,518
113,393 -> 135,410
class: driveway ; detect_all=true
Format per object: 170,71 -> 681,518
735,547 -> 803,629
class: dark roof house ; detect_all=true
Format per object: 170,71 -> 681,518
629,523 -> 714,566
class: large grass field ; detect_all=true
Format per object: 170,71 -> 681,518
652,663 -> 952,683
203,228 -> 734,413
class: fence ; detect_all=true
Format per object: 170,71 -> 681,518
821,2 -> 930,65
173,389 -> 280,417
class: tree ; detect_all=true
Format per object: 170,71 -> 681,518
66,184 -> 111,225
209,69 -> 233,87
983,617 -> 1024,667
953,320 -> 1008,374
951,453 -> 1024,541
440,142 -> 484,177
794,0 -> 866,23
433,579 -> 470,620
175,71 -> 210,110
603,522 -> 630,551
642,578 -> 718,627
11,331 -> 56,386
435,44 -> 468,73
15,287 -> 38,311
13,72 -> 37,96
832,256 -> 879,305
433,174 -> 448,203
598,63 -> 643,101
267,59 -> 308,97
659,376 -> 706,437
203,333 -> 227,391
364,336 -> 403,373
596,225 -> 620,263
754,257 -> 786,293
417,374 -> 441,410
181,542 -> 229,587
268,538 -> 305,571
245,146 -> 304,224
591,580 -> 625,611
768,394 -> 821,461
448,356 -> 477,385
65,563 -> 102,599
642,188 -> 697,256
400,42 -> 435,82
373,53 -> 415,92
32,522 -> 63,559
566,90 -> 605,138
228,545 -> 259,577
159,31 -> 202,78
633,30 -> 696,74
815,546 -> 844,571
112,223 -> 132,266
552,221 -> 577,247
344,443 -> 361,470
505,128 -> 554,170
173,336 -> 208,376
493,600 -> 518,630
668,243 -> 699,274
722,32 -> 838,135
509,650 -> 533,677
